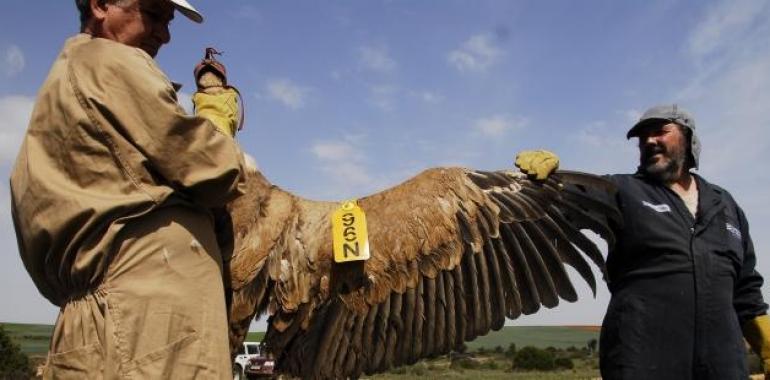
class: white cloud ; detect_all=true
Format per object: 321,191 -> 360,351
678,0 -> 770,177
561,118 -> 639,176
409,90 -> 443,104
229,5 -> 263,22
368,84 -> 398,111
622,109 -> 642,124
687,0 -> 768,58
0,96 -> 34,165
266,79 -> 309,109
665,0 -> 770,292
359,46 -> 397,73
448,34 -> 503,73
4,45 -> 24,77
311,141 -> 359,161
310,136 -> 373,192
473,115 -> 527,137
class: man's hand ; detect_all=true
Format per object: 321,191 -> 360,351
515,150 -> 559,180
193,89 -> 240,137
192,47 -> 243,136
744,315 -> 770,377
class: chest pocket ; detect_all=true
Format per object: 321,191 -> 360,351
618,195 -> 684,254
705,208 -> 744,272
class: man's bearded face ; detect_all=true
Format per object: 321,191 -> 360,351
637,122 -> 689,183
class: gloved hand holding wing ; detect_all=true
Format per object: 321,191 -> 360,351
192,48 -> 243,137
515,149 -> 560,180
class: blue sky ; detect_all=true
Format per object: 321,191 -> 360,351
2,0 -> 769,331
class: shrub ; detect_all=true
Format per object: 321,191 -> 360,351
555,357 -> 574,369
483,360 -> 500,370
505,343 -> 517,358
0,326 -> 33,380
587,338 -> 598,353
494,345 -> 504,354
409,362 -> 428,376
513,346 -> 555,371
450,357 -> 481,370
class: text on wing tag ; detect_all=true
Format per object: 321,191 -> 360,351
332,200 -> 370,263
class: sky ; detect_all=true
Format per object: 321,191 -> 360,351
1,0 -> 769,332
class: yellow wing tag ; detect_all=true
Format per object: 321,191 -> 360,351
332,200 -> 370,263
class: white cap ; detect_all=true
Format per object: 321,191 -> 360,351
169,0 -> 203,23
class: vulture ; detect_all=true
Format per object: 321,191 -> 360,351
225,162 -> 620,379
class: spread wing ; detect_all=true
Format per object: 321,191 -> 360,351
226,166 -> 619,379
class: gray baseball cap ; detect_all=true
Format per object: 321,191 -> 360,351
169,0 -> 203,23
627,104 -> 701,169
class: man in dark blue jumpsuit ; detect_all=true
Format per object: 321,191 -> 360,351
516,104 -> 770,379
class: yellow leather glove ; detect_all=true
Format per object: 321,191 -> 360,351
744,314 -> 770,375
515,150 -> 559,180
193,87 -> 240,137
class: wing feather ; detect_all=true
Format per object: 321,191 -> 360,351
451,263 -> 468,351
483,236 -> 507,330
461,244 -> 482,339
398,286 -> 416,364
442,270 -> 458,350
422,276 -> 437,357
359,304 -> 378,375
344,309 -> 366,377
411,276 -> 425,361
500,223 -> 541,314
383,293 -> 402,369
523,221 -> 577,302
370,294 -> 390,373
434,273 -> 447,355
475,245 -> 493,333
492,237 -> 523,318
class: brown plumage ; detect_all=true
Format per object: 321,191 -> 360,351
226,166 -> 619,379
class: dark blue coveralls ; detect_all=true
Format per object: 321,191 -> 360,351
600,172 -> 767,379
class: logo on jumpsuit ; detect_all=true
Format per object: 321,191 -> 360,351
641,200 -> 671,213
725,223 -> 742,240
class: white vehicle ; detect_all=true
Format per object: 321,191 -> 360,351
233,341 -> 270,380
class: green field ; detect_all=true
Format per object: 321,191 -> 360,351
2,322 -> 597,355
4,322 -> 599,379
1,323 -> 54,357
3,322 -> 762,379
466,325 -> 599,351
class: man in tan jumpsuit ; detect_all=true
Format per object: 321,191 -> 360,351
10,0 -> 244,378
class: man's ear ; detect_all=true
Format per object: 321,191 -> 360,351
89,0 -> 109,21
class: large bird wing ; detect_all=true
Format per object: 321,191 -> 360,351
226,166 -> 619,379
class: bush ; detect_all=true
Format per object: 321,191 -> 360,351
450,357 -> 481,370
555,357 -> 574,369
505,343 -> 517,358
408,361 -> 428,376
564,346 -> 590,360
587,338 -> 598,353
494,345 -> 504,354
483,360 -> 500,370
512,346 -> 555,370
0,326 -> 33,379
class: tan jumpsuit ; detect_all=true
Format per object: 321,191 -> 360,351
10,34 -> 244,379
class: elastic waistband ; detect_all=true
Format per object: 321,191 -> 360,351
62,287 -> 108,306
